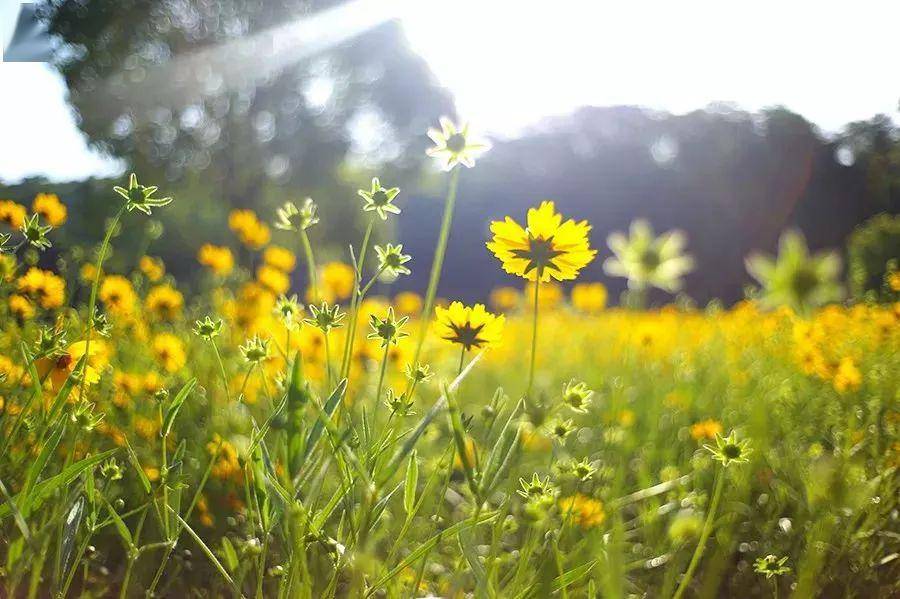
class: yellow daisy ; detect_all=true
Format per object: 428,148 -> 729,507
433,301 -> 505,351
486,201 -> 596,282
32,193 -> 67,226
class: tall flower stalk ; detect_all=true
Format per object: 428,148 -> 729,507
487,201 -> 596,399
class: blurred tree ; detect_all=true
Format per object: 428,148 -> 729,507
40,0 -> 453,277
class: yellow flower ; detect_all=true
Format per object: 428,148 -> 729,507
80,263 -> 98,283
394,291 -> 423,317
558,494 -> 606,528
99,275 -> 137,315
229,209 -> 270,249
322,261 -> 355,300
9,294 -> 34,320
135,415 -> 159,440
263,245 -> 296,272
0,200 -> 27,229
433,301 -> 505,351
198,244 -> 234,276
17,267 -> 66,309
36,340 -> 104,390
489,286 -> 521,312
690,419 -> 723,441
32,193 -> 67,226
525,281 -> 563,309
487,201 -> 597,282
152,333 -> 186,373
139,255 -> 165,282
833,357 -> 862,393
257,264 -> 290,295
571,282 -> 607,314
889,271 -> 900,292
145,284 -> 184,321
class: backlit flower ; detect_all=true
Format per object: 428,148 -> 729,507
426,117 -> 490,170
558,494 -> 606,528
275,198 -> 318,232
113,173 -> 173,215
368,307 -> 409,348
257,265 -> 290,295
690,419 -> 723,441
9,294 -> 34,320
375,244 -> 411,278
603,220 -> 694,293
433,302 -> 505,351
322,262 -> 354,300
358,177 -> 401,220
487,201 -> 596,282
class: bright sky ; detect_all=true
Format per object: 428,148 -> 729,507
1,0 -> 898,183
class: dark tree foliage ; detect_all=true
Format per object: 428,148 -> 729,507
38,0 -> 453,276
397,106 -> 899,305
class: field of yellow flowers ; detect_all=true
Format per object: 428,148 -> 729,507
0,119 -> 898,598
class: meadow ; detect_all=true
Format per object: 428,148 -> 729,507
0,119 -> 898,598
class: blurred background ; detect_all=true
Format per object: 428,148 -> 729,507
1,0 -> 898,304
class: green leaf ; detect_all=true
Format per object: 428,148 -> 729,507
169,509 -> 238,592
21,419 -> 66,505
100,495 -> 134,550
162,378 -> 197,438
302,379 -> 347,461
552,559 -> 598,592
122,435 -> 152,495
0,478 -> 31,545
220,536 -> 239,573
403,450 -> 418,516
444,384 -> 480,502
479,399 -> 523,497
458,528 -> 487,589
368,511 -> 498,593
60,496 -> 85,578
2,449 -> 118,519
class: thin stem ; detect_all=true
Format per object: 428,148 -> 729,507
672,468 -> 725,599
340,218 -> 375,378
526,279 -> 541,399
457,346 -> 466,377
211,339 -> 231,403
410,167 -> 461,367
299,228 -> 318,302
374,345 -> 390,414
323,331 -> 332,389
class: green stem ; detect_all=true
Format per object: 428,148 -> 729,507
457,346 -> 466,377
526,279 -> 541,399
324,331 -> 333,390
410,167 -> 460,367
299,228 -> 318,302
374,345 -> 390,413
672,468 -> 725,599
340,218 -> 375,379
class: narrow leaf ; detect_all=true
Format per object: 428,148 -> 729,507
162,378 -> 197,438
403,450 -> 418,516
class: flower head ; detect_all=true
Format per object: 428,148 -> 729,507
405,362 -> 434,384
275,294 -> 303,328
20,214 -> 53,250
17,267 -> 65,309
99,275 -> 136,315
263,245 -> 296,272
358,177 -> 401,221
603,220 -> 694,293
571,282 -> 607,313
305,301 -> 346,332
229,210 -> 270,249
426,117 -> 490,170
690,419 -> 723,441
193,316 -> 223,339
32,193 -> 67,226
745,230 -> 843,314
753,554 -> 790,579
275,198 -> 318,232
113,173 -> 173,215
383,388 -> 415,417
240,335 -> 271,364
367,307 -> 409,348
152,333 -> 186,373
375,243 -> 411,278
433,301 -> 505,351
558,494 -> 606,528
198,244 -> 234,276
0,200 -> 27,229
704,430 -> 752,467
517,473 -> 555,500
487,201 -> 596,282
562,379 -> 593,413
139,255 -> 165,282
145,284 -> 184,321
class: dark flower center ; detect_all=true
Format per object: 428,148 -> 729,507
447,133 -> 466,153
372,190 -> 389,206
448,323 -> 486,350
723,444 -> 741,459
